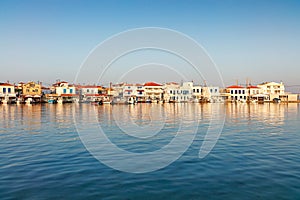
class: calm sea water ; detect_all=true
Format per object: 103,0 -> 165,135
1,103 -> 300,199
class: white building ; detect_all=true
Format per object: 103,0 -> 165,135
257,82 -> 285,95
164,82 -> 180,102
226,85 -> 248,102
48,81 -> 78,103
163,82 -> 194,103
0,83 -> 16,103
205,86 -> 224,102
78,85 -> 101,102
135,84 -> 146,102
178,82 -> 193,102
192,85 -> 202,101
122,84 -> 146,103
144,82 -> 164,102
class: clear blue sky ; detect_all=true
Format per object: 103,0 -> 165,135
1,0 -> 300,90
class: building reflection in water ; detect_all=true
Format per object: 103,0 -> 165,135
1,103 -> 299,137
225,103 -> 291,127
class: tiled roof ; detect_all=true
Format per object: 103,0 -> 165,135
0,83 -> 14,86
227,85 -> 244,89
247,85 -> 259,89
144,82 -> 162,86
165,82 -> 179,85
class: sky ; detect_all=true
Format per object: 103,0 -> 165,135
1,0 -> 300,91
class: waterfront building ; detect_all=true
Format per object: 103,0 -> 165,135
192,84 -> 202,102
144,82 -> 164,102
21,81 -> 42,103
47,81 -> 78,103
77,85 -> 102,102
226,85 -> 248,102
163,82 -> 180,102
178,82 -> 193,102
247,85 -> 268,102
257,82 -> 285,95
123,84 -> 136,101
111,83 -> 125,98
163,82 -> 194,103
202,86 -> 225,103
0,83 -> 16,104
257,81 -> 286,102
122,83 -> 146,103
135,84 -> 146,102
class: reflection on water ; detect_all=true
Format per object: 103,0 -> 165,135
1,103 -> 300,199
0,103 -> 297,137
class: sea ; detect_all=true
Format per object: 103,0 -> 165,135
1,103 -> 300,199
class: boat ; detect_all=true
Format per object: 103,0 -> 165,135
48,99 -> 56,104
127,97 -> 136,104
273,98 -> 281,103
25,98 -> 33,104
57,98 -> 63,104
251,99 -> 258,103
102,100 -> 112,104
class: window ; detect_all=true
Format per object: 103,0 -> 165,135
210,89 -> 213,93
242,90 -> 245,94
197,89 -> 199,93
239,90 -> 241,94
70,89 -> 73,93
87,89 -> 90,93
8,88 -> 11,93
231,90 -> 233,94
215,89 -> 218,93
170,90 -> 172,94
63,89 -> 67,94
193,89 -> 195,93
3,88 -> 6,93
235,90 -> 237,94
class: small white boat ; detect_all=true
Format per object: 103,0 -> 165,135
103,100 -> 111,104
57,99 -> 63,104
127,97 -> 136,104
251,99 -> 258,103
25,98 -> 33,104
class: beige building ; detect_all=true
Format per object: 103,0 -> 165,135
22,81 -> 42,96
257,82 -> 285,95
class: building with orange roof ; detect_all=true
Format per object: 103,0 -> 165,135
46,81 -> 78,103
226,85 -> 248,102
144,82 -> 164,102
0,82 -> 16,104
